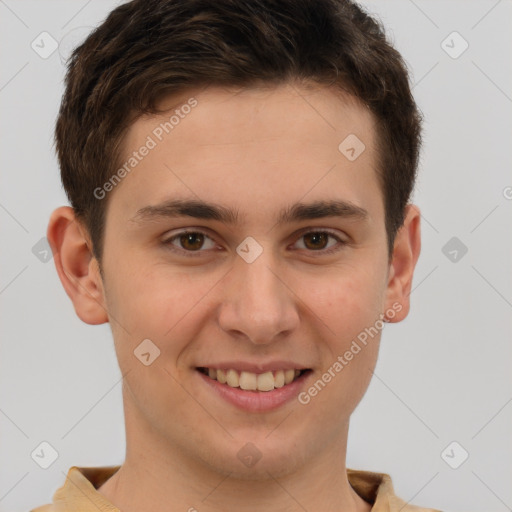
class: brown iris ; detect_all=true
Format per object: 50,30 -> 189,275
303,232 -> 329,250
179,232 -> 205,251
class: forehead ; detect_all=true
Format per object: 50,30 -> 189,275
138,83 -> 373,145
124,82 -> 376,154
110,83 -> 381,227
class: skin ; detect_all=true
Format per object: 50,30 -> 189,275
47,82 -> 421,512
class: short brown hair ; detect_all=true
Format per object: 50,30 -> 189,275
55,0 -> 422,262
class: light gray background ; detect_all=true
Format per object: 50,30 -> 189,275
1,1 -> 511,511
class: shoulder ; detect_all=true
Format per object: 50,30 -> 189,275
347,468 -> 443,512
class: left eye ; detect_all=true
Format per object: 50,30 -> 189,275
294,231 -> 341,252
162,230 -> 344,256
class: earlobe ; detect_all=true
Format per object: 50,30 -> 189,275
47,206 -> 109,325
384,204 -> 421,323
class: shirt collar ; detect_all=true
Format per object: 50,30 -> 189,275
47,465 -> 435,512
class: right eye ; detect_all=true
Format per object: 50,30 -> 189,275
162,230 -> 218,256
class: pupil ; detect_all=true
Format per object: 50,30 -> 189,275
305,232 -> 327,250
181,233 -> 203,250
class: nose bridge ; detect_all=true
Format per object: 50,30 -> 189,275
217,247 -> 298,344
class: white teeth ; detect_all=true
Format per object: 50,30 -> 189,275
239,371 -> 257,390
203,367 -> 304,391
284,369 -> 295,385
274,370 -> 285,388
226,369 -> 239,387
257,371 -> 275,391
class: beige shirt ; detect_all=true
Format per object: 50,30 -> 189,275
30,466 -> 442,511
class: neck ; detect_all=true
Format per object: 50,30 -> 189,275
98,397 -> 371,512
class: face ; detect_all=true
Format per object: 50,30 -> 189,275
68,83 -> 415,478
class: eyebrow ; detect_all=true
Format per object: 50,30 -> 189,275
130,198 -> 368,225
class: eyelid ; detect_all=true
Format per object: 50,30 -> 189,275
292,226 -> 346,242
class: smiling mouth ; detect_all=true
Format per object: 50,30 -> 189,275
197,367 -> 311,392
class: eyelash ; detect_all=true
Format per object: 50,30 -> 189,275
161,228 -> 347,257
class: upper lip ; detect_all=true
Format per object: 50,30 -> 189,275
196,361 -> 310,373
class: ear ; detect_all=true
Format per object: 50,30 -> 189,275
47,206 -> 109,325
384,204 -> 421,323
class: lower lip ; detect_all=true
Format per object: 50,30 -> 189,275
197,370 -> 310,412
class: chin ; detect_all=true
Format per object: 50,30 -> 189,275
196,435 -> 307,481
223,432 -> 304,480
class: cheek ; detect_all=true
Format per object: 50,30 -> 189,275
295,264 -> 385,405
300,271 -> 383,420
301,263 -> 387,342
104,257 -> 219,357
102,259 -> 214,418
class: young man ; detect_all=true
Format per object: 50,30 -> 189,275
36,0 -> 439,510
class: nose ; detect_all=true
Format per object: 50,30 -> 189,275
217,250 -> 299,345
